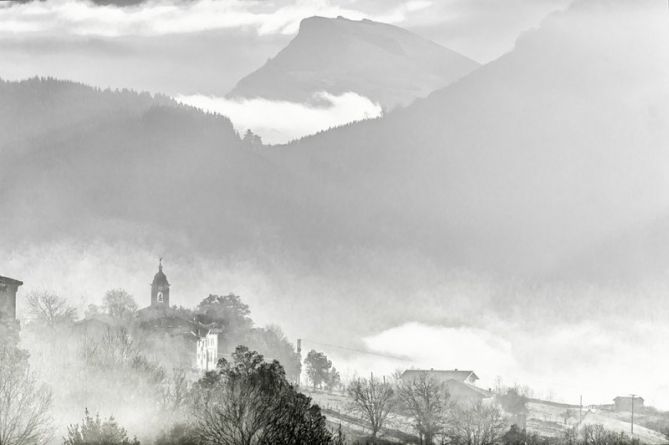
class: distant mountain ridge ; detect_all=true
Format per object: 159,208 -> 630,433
2,0 -> 669,286
0,78 -> 172,156
228,16 -> 480,110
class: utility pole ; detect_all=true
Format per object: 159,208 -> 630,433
579,395 -> 583,424
631,394 -> 636,435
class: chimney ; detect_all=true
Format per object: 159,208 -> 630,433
297,339 -> 302,355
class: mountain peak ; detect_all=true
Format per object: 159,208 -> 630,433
228,16 -> 480,110
297,15 -> 389,30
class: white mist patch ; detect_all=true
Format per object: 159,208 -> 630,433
355,320 -> 669,410
358,322 -> 516,381
175,92 -> 383,144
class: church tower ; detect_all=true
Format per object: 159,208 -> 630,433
150,258 -> 170,307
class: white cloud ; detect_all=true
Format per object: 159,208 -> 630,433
175,92 -> 383,144
354,322 -> 516,388
363,322 -> 515,375
358,320 -> 669,409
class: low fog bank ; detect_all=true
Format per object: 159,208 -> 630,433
175,92 -> 383,144
5,236 -> 669,412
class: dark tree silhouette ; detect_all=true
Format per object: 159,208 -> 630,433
502,424 -> 545,445
194,346 -> 333,445
195,294 -> 253,332
304,350 -> 333,389
242,129 -> 263,147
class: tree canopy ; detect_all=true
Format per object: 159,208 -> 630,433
102,289 -> 138,320
304,350 -> 334,389
194,346 -> 334,445
195,294 -> 252,333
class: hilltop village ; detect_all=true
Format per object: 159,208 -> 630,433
2,266 -> 669,445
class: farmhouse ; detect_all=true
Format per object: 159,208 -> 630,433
401,369 -> 479,385
614,396 -> 644,412
0,275 -> 23,321
401,369 -> 493,405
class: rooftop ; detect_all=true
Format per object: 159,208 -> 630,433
614,396 -> 644,401
402,369 -> 479,382
0,275 -> 23,286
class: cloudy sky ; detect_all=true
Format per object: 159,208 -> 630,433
0,0 -> 570,62
0,0 -> 571,141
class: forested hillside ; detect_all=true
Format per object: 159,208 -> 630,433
0,78 -> 310,253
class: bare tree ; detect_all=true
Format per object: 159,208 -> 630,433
581,424 -> 638,445
0,347 -> 52,445
397,373 -> 449,444
159,367 -> 190,414
347,375 -> 395,439
25,291 -> 77,327
446,402 -> 506,445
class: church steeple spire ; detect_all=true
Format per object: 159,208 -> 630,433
151,258 -> 170,307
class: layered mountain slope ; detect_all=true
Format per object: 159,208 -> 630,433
3,0 -> 669,285
228,16 -> 480,110
0,78 -> 326,253
265,0 -> 669,278
0,78 -> 171,154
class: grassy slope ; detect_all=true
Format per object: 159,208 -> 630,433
303,389 -> 667,444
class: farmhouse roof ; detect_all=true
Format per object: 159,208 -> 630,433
0,276 -> 23,286
614,396 -> 644,402
402,369 -> 479,382
445,379 -> 494,401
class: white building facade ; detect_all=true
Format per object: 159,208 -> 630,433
196,331 -> 219,372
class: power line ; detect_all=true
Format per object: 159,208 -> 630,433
301,338 -> 412,362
